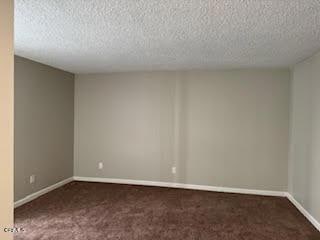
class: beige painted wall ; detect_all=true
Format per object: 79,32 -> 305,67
14,56 -> 75,201
0,0 -> 14,239
75,72 -> 176,182
75,69 -> 290,191
179,71 -> 289,190
290,51 -> 320,222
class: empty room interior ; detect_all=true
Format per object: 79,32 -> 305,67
3,0 -> 320,239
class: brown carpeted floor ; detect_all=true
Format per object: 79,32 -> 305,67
14,181 -> 320,240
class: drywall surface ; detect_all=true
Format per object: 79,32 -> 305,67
290,51 -> 320,222
179,71 -> 289,190
75,70 -> 290,191
75,73 -> 176,182
14,56 -> 74,201
0,0 -> 14,239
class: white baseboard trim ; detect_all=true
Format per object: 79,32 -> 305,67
286,193 -> 320,232
73,176 -> 286,197
14,177 -> 74,208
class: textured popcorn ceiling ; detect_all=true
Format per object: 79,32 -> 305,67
15,0 -> 320,74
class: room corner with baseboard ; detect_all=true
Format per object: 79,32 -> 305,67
14,56 -> 75,203
9,1 -> 320,240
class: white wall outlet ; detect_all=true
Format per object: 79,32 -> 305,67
29,175 -> 35,184
172,167 -> 176,174
98,162 -> 103,170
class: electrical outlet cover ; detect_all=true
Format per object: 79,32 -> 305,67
30,175 -> 35,184
98,162 -> 103,169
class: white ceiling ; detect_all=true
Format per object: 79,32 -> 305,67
15,0 -> 320,74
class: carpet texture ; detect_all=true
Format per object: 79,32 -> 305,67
15,181 -> 320,240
